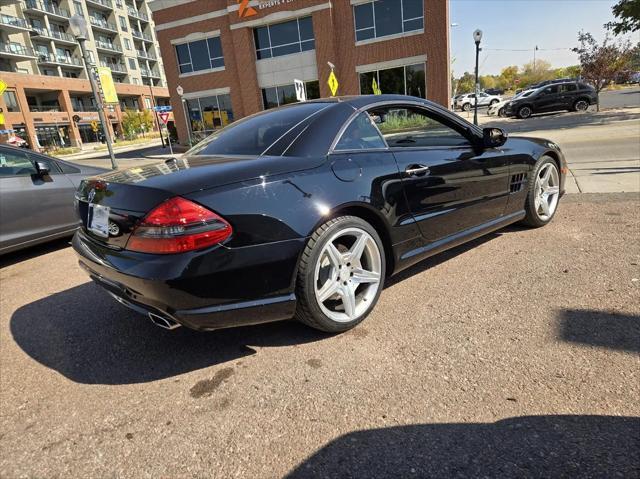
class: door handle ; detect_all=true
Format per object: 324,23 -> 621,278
405,164 -> 430,177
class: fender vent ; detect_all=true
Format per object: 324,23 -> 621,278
510,173 -> 527,193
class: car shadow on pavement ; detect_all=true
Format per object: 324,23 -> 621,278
10,282 -> 329,385
558,309 -> 640,353
284,415 -> 640,478
0,237 -> 72,269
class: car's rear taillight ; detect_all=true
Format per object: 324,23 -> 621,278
126,197 -> 232,254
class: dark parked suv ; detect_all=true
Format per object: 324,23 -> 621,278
506,81 -> 597,119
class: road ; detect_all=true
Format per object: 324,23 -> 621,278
1,194 -> 639,477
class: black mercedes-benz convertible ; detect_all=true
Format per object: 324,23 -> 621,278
73,95 -> 566,333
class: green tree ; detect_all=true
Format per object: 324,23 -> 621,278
121,109 -> 141,140
572,31 -> 633,110
455,72 -> 475,94
139,109 -> 154,137
606,0 -> 640,35
520,59 -> 553,88
498,65 -> 519,90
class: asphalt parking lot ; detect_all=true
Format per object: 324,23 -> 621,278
1,193 -> 638,477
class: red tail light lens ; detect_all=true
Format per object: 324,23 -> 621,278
126,197 -> 232,254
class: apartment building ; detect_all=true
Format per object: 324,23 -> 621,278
0,0 -> 171,151
150,0 -> 450,145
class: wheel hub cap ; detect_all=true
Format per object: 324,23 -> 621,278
534,163 -> 560,221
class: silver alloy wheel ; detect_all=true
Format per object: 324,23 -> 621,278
519,106 -> 532,118
534,163 -> 560,221
313,227 -> 382,323
575,100 -> 588,111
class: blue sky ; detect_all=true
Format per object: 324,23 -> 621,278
450,0 -> 631,76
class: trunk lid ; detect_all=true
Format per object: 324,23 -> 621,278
75,155 -> 325,248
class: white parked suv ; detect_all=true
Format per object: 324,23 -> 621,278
487,89 -> 535,117
455,92 -> 502,111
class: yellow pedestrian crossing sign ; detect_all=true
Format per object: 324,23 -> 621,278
91,120 -> 99,133
327,70 -> 339,97
0,79 -> 7,96
372,77 -> 382,95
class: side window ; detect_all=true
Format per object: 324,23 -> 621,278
0,149 -> 37,177
334,112 -> 386,151
543,85 -> 560,95
560,83 -> 577,93
55,160 -> 80,174
26,154 -> 61,174
371,106 -> 471,148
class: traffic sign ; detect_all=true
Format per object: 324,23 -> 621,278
327,71 -> 339,97
0,113 -> 4,126
91,120 -> 99,132
0,79 -> 7,96
158,112 -> 170,124
372,77 -> 381,95
294,79 -> 306,102
153,105 -> 173,112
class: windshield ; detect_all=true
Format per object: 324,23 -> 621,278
186,102 -> 330,156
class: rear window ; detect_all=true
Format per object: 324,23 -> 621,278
187,103 -> 330,156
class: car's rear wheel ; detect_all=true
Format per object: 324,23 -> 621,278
295,216 -> 385,332
489,99 -> 499,106
517,106 -> 532,119
521,156 -> 561,227
462,103 -> 471,112
573,99 -> 589,112
498,107 -> 506,117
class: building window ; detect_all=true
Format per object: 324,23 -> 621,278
261,80 -> 320,109
359,63 -> 426,98
175,36 -> 224,75
124,38 -> 131,50
354,0 -> 423,42
119,16 -> 128,32
185,93 -> 234,140
254,17 -> 314,60
3,91 -> 20,112
144,98 -> 151,109
74,1 -> 82,14
128,58 -> 137,70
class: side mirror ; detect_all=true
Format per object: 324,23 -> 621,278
35,161 -> 50,176
483,127 -> 508,148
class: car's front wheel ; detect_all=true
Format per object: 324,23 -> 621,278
498,107 -> 506,117
521,156 -> 561,227
489,99 -> 499,106
295,216 -> 385,332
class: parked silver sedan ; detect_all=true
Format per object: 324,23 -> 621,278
0,145 -> 108,254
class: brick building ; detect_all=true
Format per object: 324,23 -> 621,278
150,0 -> 450,145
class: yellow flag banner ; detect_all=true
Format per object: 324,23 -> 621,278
97,67 -> 119,104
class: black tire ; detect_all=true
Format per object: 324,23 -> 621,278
498,107 -> 506,117
489,99 -> 499,106
295,216 -> 386,333
517,105 -> 532,119
520,156 -> 560,228
573,98 -> 589,112
462,103 -> 471,112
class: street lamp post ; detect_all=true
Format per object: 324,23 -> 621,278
69,15 -> 117,169
473,29 -> 483,126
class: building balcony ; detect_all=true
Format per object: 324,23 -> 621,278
31,27 -> 77,45
86,0 -> 113,11
28,104 -> 62,112
89,16 -> 118,33
23,0 -> 70,21
38,53 -> 84,68
95,40 -> 122,54
136,49 -> 156,60
140,68 -> 160,78
127,6 -> 148,22
0,42 -> 38,60
100,62 -> 127,74
0,14 -> 33,33
131,29 -> 153,42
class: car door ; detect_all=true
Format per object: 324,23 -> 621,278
558,82 -> 578,109
535,85 -> 562,112
0,146 -> 77,252
476,92 -> 490,106
369,104 -> 511,244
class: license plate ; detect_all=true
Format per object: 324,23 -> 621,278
88,203 -> 110,238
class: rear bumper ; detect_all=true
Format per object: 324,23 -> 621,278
72,230 -> 303,331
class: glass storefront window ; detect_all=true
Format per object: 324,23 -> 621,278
354,0 -> 424,42
35,125 -> 70,151
359,63 -> 426,98
261,80 -> 320,109
175,36 -> 224,74
185,93 -> 234,142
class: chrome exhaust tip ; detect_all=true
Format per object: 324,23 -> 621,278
148,312 -> 181,330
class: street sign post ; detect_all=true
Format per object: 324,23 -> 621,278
159,112 -> 170,124
177,85 -> 191,148
294,79 -> 306,102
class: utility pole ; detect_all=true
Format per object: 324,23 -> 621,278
69,15 -> 117,169
533,45 -> 538,72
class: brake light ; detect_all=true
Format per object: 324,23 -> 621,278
126,197 -> 232,254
